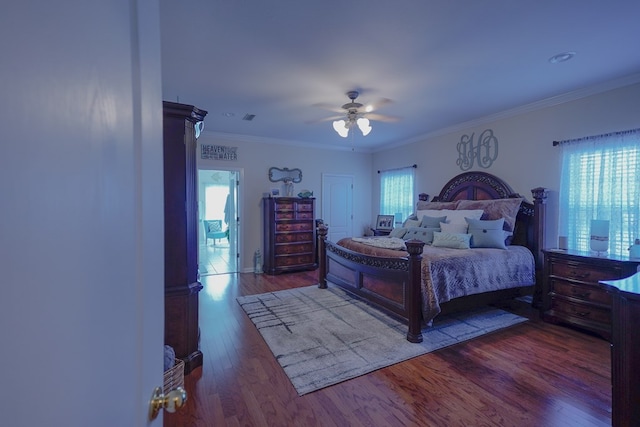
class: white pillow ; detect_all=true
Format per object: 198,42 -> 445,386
432,231 -> 472,249
416,209 -> 483,225
440,221 -> 468,234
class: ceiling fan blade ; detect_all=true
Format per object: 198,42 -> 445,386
365,113 -> 400,123
363,97 -> 393,112
305,115 -> 344,124
311,102 -> 344,113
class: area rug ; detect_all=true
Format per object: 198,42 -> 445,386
237,284 -> 527,395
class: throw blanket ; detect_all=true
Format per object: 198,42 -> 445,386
418,245 -> 534,324
351,236 -> 406,250
336,238 -> 535,324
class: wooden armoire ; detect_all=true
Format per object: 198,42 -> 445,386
162,101 -> 207,374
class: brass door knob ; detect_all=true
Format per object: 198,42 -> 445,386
149,386 -> 187,420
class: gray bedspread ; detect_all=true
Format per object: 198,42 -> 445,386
419,245 -> 535,324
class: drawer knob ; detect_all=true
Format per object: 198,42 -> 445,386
576,311 -> 590,317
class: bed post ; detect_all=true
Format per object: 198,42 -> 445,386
531,187 -> 548,308
317,223 -> 328,289
405,239 -> 425,343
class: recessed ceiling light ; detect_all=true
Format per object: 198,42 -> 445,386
221,112 -> 235,117
549,51 -> 576,64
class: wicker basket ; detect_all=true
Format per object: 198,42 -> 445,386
163,358 -> 185,391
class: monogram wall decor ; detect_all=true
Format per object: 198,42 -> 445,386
456,129 -> 498,170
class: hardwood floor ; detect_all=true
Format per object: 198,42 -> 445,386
165,271 -> 611,427
199,241 -> 235,275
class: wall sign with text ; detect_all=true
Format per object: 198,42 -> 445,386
201,144 -> 238,161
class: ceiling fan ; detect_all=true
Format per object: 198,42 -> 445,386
312,91 -> 399,138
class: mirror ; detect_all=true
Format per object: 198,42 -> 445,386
268,167 -> 302,183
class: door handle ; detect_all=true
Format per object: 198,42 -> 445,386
149,386 -> 187,420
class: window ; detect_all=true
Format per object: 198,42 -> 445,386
559,128 -> 640,256
379,166 -> 415,225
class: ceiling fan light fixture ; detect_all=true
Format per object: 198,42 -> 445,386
332,120 -> 349,138
357,118 -> 372,136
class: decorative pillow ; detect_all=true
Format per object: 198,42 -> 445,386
416,200 -> 459,211
465,217 -> 505,230
440,221 -> 468,234
402,218 -> 421,228
388,227 -> 407,238
420,215 -> 447,228
404,227 -> 439,244
417,209 -> 484,225
457,198 -> 523,232
431,231 -> 472,249
465,217 -> 510,249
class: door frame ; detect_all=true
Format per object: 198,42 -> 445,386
197,166 -> 243,273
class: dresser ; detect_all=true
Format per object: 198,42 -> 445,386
263,197 -> 317,274
599,272 -> 640,427
542,249 -> 640,340
163,101 -> 207,374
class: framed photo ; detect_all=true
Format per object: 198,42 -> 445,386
375,215 -> 395,231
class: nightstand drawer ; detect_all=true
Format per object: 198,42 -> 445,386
550,261 -> 618,284
551,298 -> 611,325
552,280 -> 612,306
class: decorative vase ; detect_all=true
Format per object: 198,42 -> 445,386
590,219 -> 609,255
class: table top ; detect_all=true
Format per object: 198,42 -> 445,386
600,271 -> 640,295
545,248 -> 640,264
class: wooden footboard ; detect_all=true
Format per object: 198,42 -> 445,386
317,224 -> 425,342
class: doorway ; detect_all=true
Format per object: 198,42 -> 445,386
197,169 -> 240,274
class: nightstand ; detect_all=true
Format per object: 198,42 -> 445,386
370,228 -> 391,236
541,249 -> 640,339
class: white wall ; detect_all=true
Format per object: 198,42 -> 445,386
373,82 -> 640,246
197,137 -> 372,271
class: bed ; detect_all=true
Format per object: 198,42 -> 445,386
317,171 -> 548,342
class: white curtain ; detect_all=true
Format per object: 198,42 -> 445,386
380,166 -> 415,223
559,128 -> 640,256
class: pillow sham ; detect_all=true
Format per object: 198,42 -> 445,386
457,198 -> 523,232
415,200 -> 459,211
417,209 -> 483,225
440,221 -> 468,234
465,217 -> 510,249
388,227 -> 407,238
404,227 -> 439,244
431,231 -> 471,249
420,215 -> 447,228
402,218 -> 421,228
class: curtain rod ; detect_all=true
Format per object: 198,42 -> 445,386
377,164 -> 417,174
552,127 -> 640,146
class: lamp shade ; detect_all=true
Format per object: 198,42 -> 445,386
357,118 -> 371,136
332,120 -> 349,138
590,219 -> 609,253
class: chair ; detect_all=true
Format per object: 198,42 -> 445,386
204,220 -> 226,245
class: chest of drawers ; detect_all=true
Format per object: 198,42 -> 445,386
263,197 -> 317,274
542,249 -> 640,339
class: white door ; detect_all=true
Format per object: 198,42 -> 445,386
1,2 -> 164,426
322,174 -> 354,242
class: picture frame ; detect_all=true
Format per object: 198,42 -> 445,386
375,215 -> 395,231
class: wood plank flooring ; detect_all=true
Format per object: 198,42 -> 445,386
165,271 -> 611,427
